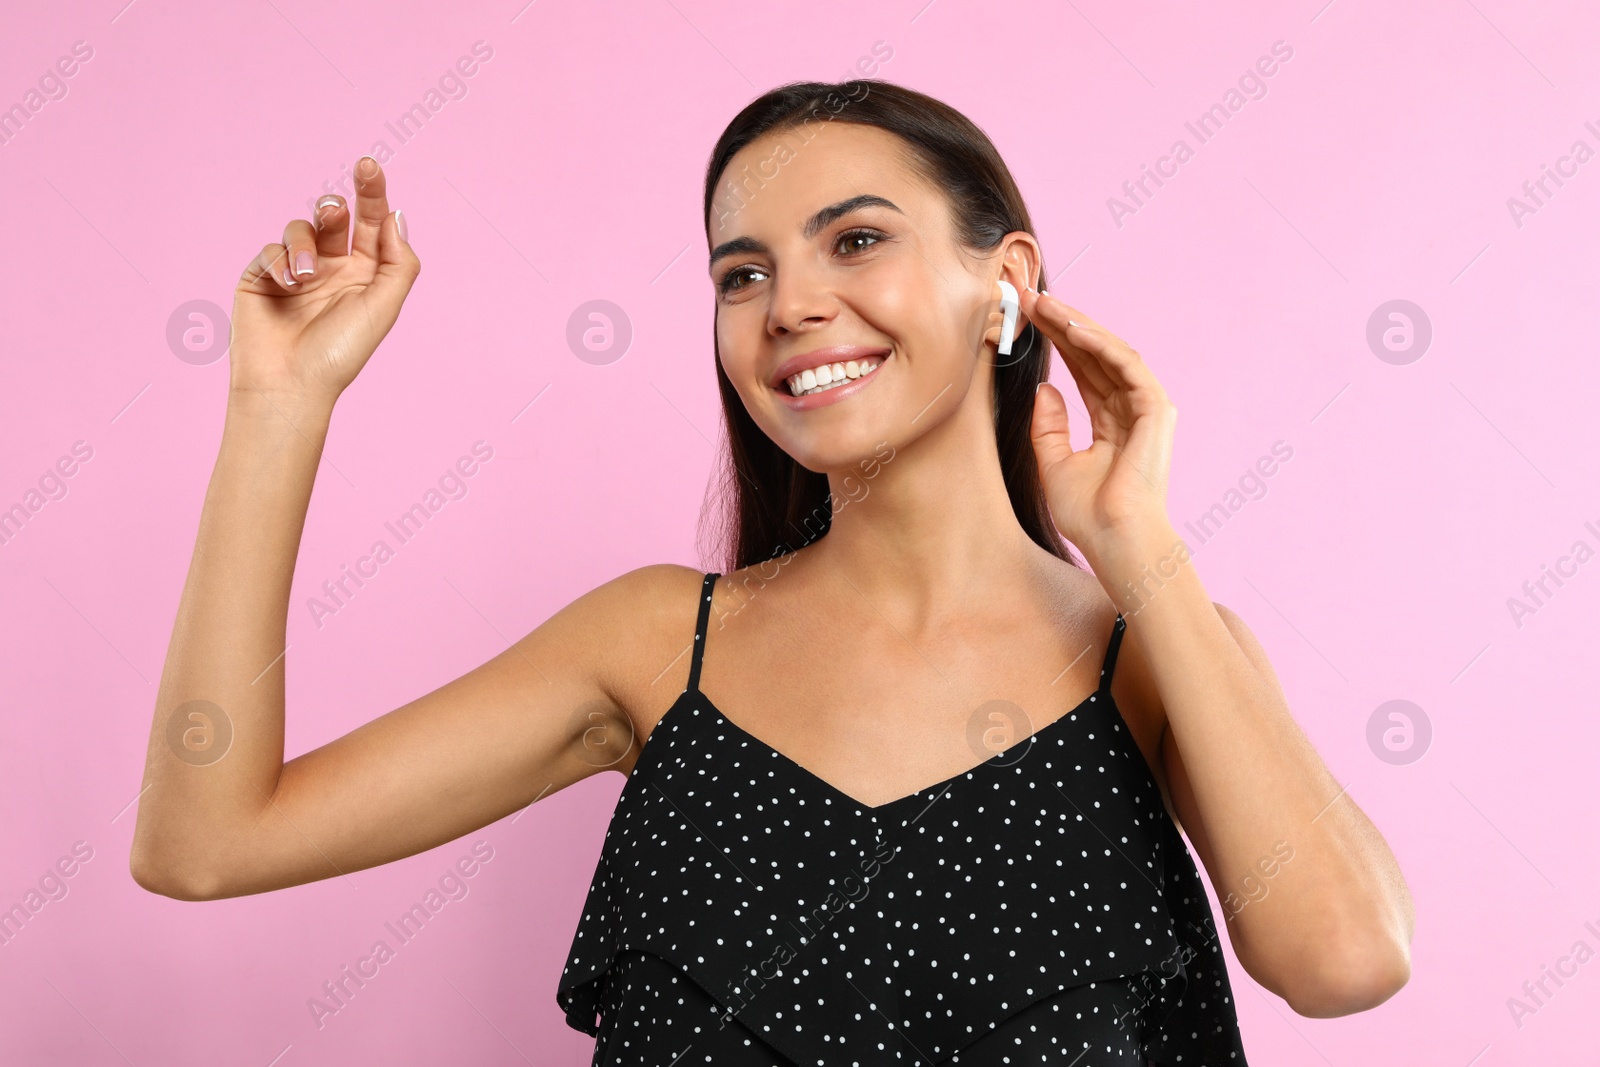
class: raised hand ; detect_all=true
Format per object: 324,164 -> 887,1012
230,156 -> 420,410
1022,288 -> 1177,560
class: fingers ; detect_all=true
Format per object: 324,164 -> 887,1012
236,160 -> 412,311
238,243 -> 298,294
281,219 -> 319,285
312,194 -> 350,258
1032,293 -> 1175,431
1023,290 -> 1114,401
1056,338 -> 1108,415
350,155 -> 390,260
356,210 -> 421,341
1024,290 -> 1134,399
271,191 -> 353,287
1060,316 -> 1165,402
1031,380 -> 1075,459
1040,294 -> 1110,333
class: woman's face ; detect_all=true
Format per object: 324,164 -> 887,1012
708,122 -> 1038,473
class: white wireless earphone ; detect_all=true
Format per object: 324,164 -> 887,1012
996,279 -> 1021,356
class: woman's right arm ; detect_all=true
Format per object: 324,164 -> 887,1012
128,158 -> 658,900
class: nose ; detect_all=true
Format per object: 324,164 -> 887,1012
765,267 -> 838,337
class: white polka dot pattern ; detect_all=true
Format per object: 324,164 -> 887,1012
556,572 -> 1248,1065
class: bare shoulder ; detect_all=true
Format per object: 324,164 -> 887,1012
1035,554 -> 1169,788
577,562 -> 706,639
577,562 -> 710,776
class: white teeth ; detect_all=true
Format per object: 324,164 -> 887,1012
786,356 -> 883,396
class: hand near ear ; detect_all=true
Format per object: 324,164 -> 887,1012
1022,289 -> 1177,560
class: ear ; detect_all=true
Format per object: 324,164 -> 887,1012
993,231 -> 1043,345
975,232 -> 1043,368
995,231 -> 1042,302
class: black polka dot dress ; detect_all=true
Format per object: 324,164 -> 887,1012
557,572 -> 1249,1065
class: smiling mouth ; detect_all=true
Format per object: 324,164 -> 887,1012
782,355 -> 887,397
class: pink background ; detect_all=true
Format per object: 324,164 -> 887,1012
3,0 -> 1598,1062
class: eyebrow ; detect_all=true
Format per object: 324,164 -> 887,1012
707,194 -> 904,275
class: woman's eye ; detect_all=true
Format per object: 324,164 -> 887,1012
836,228 -> 885,255
717,229 -> 887,295
718,267 -> 766,294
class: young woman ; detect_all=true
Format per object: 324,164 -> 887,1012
132,80 -> 1413,1065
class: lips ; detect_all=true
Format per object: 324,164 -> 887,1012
769,345 -> 893,391
772,351 -> 891,411
782,354 -> 886,396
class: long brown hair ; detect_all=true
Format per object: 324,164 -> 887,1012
700,79 -> 1080,574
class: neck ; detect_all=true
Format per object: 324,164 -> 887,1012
801,392 -> 1047,624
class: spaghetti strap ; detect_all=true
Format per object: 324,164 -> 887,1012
1099,611 -> 1126,694
684,571 -> 720,695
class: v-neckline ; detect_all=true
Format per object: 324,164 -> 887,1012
651,683 -> 1116,815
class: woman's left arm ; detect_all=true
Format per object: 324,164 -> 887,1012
1096,524 -> 1413,1018
1019,285 -> 1414,1019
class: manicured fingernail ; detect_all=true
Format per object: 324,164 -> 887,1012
1039,288 -> 1049,296
395,209 -> 408,242
1068,320 -> 1083,328
316,195 -> 342,211
283,268 -> 298,287
357,155 -> 379,179
294,251 -> 314,276
1035,382 -> 1044,395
